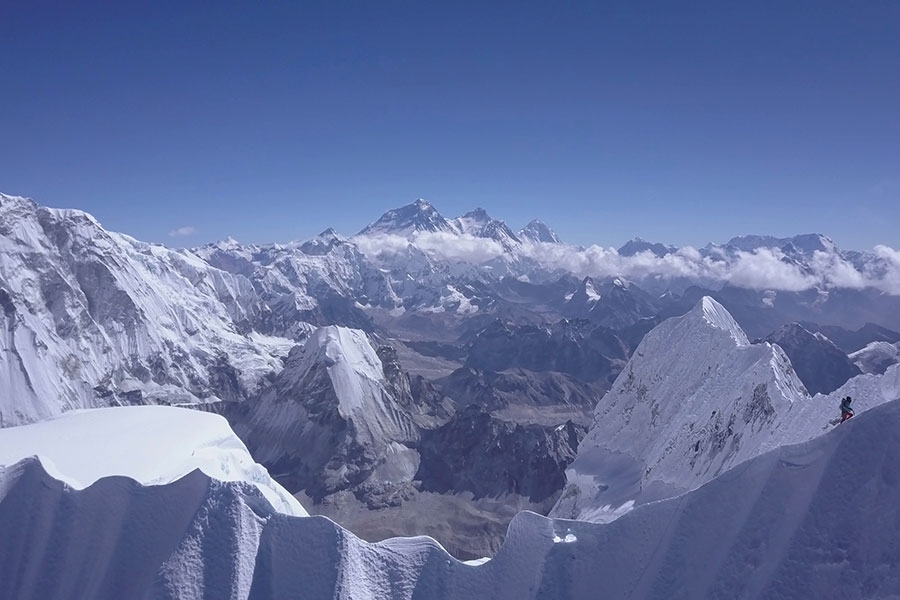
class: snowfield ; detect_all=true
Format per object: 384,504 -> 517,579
0,405 -> 306,517
2,399 -> 900,598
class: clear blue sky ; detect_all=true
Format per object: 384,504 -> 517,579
1,1 -> 898,249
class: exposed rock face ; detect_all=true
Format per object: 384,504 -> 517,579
0,194 -> 285,426
219,327 -> 453,502
438,366 -> 599,425
617,237 -> 676,257
465,318 -> 629,384
804,322 -> 900,353
562,277 -> 660,329
416,405 -> 585,503
763,323 -> 861,395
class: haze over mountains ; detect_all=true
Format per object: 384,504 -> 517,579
2,191 -> 900,590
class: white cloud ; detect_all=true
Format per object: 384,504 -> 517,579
726,249 -> 815,292
870,245 -> 900,294
168,226 -> 197,238
354,231 -> 505,264
354,232 -> 900,295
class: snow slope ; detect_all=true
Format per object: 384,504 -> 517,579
0,405 -> 306,517
0,193 -> 291,426
552,296 -> 900,522
3,398 -> 900,598
225,326 -> 425,500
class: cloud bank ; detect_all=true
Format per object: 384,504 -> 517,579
354,232 -> 900,295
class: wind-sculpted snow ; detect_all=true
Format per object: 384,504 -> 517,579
4,400 -> 900,599
0,405 -> 306,516
552,296 -> 900,522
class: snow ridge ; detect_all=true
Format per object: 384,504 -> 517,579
4,399 -> 900,598
0,405 -> 306,516
551,297 -> 900,522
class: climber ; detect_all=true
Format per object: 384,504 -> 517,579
840,396 -> 854,423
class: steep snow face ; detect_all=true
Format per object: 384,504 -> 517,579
0,194 -> 290,427
296,326 -> 390,421
451,208 -> 522,251
518,219 -> 561,244
358,198 -> 458,237
226,326 -> 424,499
196,232 -> 399,331
4,400 -> 900,599
0,405 -> 306,516
551,296 -> 900,522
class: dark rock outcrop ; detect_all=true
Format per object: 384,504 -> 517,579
762,323 -> 861,395
416,405 -> 585,503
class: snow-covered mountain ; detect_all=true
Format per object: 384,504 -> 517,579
357,198 -> 458,237
0,194 -> 290,426
221,325 -> 449,502
551,297 -> 900,522
451,208 -> 522,251
518,219 -> 561,244
4,398 -> 900,598
4,191 -> 900,563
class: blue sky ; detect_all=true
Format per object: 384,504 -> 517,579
1,1 -> 898,249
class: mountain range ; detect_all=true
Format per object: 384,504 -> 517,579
3,191 -> 900,559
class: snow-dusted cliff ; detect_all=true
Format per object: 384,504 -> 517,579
0,194 -> 290,426
551,297 -> 900,522
227,325 -> 427,500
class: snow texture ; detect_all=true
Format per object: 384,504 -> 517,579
3,398 -> 900,599
552,296 -> 900,522
0,405 -> 306,517
0,193 -> 291,426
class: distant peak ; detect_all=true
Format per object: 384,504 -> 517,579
617,237 -> 676,257
519,219 -> 562,244
358,199 -> 455,237
214,236 -> 241,249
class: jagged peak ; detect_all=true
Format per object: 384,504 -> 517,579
300,326 -> 383,383
0,192 -> 37,209
688,296 -> 750,346
462,207 -> 490,219
519,219 -> 562,244
357,198 -> 455,237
